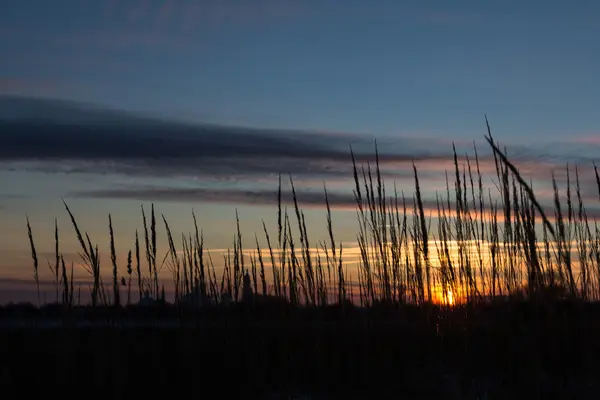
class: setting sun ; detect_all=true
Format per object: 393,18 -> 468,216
432,287 -> 457,306
446,290 -> 454,306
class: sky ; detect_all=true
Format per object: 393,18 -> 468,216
1,0 -> 599,304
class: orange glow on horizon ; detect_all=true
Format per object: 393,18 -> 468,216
446,289 -> 454,306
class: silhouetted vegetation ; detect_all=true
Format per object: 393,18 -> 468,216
3,122 -> 600,398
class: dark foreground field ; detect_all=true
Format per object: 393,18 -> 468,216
1,302 -> 599,399
11,129 -> 600,398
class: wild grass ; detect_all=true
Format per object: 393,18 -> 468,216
22,124 -> 600,310
11,123 -> 600,397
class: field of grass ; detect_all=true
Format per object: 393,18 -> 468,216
3,123 -> 600,398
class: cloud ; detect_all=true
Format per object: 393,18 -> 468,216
68,185 -> 440,215
570,135 -> 600,145
1,96 -> 599,211
0,96 -> 457,180
72,186 -> 358,210
0,277 -> 94,288
69,185 -> 600,225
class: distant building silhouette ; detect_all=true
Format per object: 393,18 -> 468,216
179,287 -> 215,307
138,290 -> 158,307
178,273 -> 288,307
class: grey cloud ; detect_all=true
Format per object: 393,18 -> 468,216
0,96 -> 469,181
69,185 -> 446,211
70,185 -> 600,221
71,186 -> 359,209
1,96 -> 598,190
0,277 -> 98,290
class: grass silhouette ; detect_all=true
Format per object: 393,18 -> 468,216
3,122 -> 600,398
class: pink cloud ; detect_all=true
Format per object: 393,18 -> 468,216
571,135 -> 600,145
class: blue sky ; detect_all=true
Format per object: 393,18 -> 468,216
1,1 -> 600,303
1,0 -> 599,140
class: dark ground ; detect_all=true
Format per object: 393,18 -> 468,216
0,301 -> 599,399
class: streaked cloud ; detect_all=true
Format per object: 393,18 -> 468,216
72,186 -> 357,209
1,95 -> 599,210
0,96 -> 454,180
70,185 -> 600,223
571,135 -> 600,145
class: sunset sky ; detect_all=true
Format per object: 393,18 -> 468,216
1,1 -> 599,303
